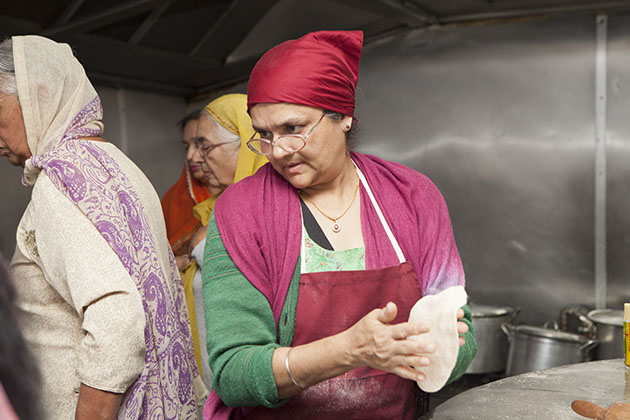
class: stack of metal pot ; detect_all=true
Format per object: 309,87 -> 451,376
467,304 -> 622,377
499,307 -> 601,376
586,309 -> 624,360
501,322 -> 597,376
465,304 -> 518,374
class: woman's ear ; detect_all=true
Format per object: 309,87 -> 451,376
342,115 -> 353,132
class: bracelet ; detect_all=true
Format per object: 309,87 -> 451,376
285,347 -> 306,390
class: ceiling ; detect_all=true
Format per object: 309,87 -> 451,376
1,0 -> 629,100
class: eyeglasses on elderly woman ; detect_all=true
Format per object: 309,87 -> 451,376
247,112 -> 326,156
193,137 -> 240,156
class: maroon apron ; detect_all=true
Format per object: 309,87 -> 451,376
247,167 -> 425,420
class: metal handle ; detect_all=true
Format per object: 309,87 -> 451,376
501,322 -> 514,342
576,314 -> 596,339
578,339 -> 598,352
559,305 -> 594,337
543,319 -> 560,330
509,307 -> 521,323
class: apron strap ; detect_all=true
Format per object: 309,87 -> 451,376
300,207 -> 306,273
353,162 -> 406,265
300,159 -> 407,270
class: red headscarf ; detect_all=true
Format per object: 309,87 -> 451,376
161,166 -> 210,254
247,30 -> 363,117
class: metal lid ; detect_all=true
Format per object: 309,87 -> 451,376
513,325 -> 587,343
470,304 -> 514,318
587,309 -> 623,326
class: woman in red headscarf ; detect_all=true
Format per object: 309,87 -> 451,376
201,31 -> 477,419
161,110 -> 211,261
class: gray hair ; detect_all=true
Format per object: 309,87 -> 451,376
201,111 -> 241,145
0,38 -> 17,95
178,109 -> 204,131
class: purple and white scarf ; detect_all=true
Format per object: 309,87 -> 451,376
12,34 -> 200,418
30,96 -> 199,419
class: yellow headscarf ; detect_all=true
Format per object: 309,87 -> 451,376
183,94 -> 266,376
191,93 -> 267,225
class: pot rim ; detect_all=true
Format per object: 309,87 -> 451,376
587,309 -> 623,327
471,304 -> 515,318
512,325 -> 589,343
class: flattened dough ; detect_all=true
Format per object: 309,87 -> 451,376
407,285 -> 467,393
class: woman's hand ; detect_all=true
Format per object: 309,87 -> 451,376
342,302 -> 435,382
456,308 -> 469,347
174,255 -> 190,271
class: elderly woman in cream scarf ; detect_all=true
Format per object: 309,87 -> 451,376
0,35 -> 205,419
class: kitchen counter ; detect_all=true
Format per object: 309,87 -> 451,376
425,359 -> 629,419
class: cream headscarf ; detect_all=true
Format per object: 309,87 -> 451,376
14,35 -> 104,186
13,35 -> 203,418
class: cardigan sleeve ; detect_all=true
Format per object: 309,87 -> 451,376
202,215 -> 286,408
447,304 -> 477,384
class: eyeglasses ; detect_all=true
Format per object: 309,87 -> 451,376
193,111 -> 240,156
247,112 -> 326,156
193,138 -> 239,156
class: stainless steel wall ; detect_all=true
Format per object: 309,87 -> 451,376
354,14 -> 627,324
605,13 -> 630,313
1,12 -> 628,325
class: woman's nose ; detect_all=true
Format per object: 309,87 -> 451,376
185,143 -> 197,161
191,145 -> 206,162
270,141 -> 292,160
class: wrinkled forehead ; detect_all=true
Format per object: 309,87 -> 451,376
195,112 -> 223,141
0,94 -> 25,139
195,112 -> 242,149
182,118 -> 200,141
249,103 -> 322,131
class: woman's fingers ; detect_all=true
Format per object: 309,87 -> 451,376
174,255 -> 190,270
406,355 -> 431,367
398,337 -> 435,355
389,321 -> 430,341
456,308 -> 465,320
457,320 -> 468,334
386,352 -> 431,368
376,302 -> 398,323
393,365 -> 427,382
346,303 -> 440,375
457,320 -> 468,346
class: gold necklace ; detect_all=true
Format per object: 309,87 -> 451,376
301,175 -> 360,233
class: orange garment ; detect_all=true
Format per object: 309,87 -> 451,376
161,165 -> 210,255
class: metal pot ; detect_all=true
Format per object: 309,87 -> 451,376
465,304 -> 518,374
587,309 -> 624,360
501,324 -> 597,376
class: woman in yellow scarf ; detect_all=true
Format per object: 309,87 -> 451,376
181,93 -> 266,390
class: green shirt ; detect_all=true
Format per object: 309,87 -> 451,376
302,225 -> 366,272
202,215 -> 477,408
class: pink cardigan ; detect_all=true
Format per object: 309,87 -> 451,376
214,151 -> 465,325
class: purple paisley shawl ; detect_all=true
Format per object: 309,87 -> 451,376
30,97 -> 198,419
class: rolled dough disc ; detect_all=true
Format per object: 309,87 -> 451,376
407,285 -> 467,393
